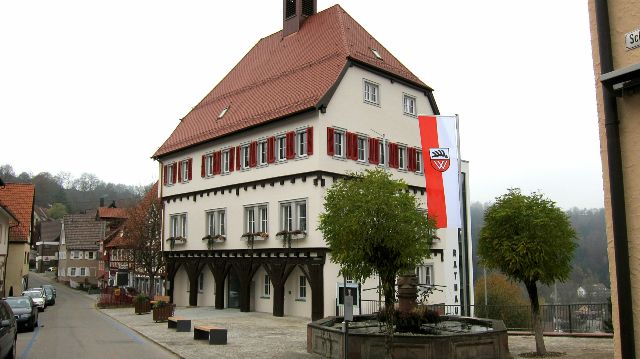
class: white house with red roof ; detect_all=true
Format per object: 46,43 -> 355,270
153,1 -> 473,320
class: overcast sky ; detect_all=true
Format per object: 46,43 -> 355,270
0,1 -> 602,209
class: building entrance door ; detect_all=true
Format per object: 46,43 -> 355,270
228,270 -> 240,308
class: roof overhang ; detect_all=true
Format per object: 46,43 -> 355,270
601,62 -> 640,97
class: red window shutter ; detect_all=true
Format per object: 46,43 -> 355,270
236,146 -> 241,169
368,138 -> 375,164
307,127 -> 313,155
286,131 -> 296,159
327,128 -> 334,156
372,139 -> 380,164
163,165 -> 168,185
177,162 -> 182,182
388,143 -> 396,168
353,133 -> 359,160
214,151 -> 221,175
201,155 -> 206,177
345,132 -> 352,159
172,163 -> 178,183
407,148 -> 414,172
267,136 -> 276,163
188,158 -> 193,180
250,141 -> 257,167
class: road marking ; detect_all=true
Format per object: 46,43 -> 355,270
19,320 -> 41,359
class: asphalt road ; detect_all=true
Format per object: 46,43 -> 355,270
15,272 -> 176,359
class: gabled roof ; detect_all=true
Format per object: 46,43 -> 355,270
106,234 -> 133,249
154,4 -> 430,158
63,214 -> 103,250
40,221 -> 62,242
0,183 -> 35,242
97,207 -> 128,220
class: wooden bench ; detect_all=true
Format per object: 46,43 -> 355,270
168,316 -> 191,332
193,325 -> 227,345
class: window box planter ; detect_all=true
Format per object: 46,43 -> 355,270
241,232 -> 269,250
276,230 -> 306,248
202,235 -> 225,250
166,236 -> 186,250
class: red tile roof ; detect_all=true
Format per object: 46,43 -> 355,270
0,183 -> 35,243
154,5 -> 430,158
105,234 -> 133,249
97,207 -> 128,219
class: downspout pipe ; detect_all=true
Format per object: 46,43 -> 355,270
595,1 -> 635,358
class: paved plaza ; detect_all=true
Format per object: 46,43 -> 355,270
99,304 -> 613,359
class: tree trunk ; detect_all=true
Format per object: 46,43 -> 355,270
525,281 -> 546,355
382,273 -> 396,359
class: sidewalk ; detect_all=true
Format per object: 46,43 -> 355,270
98,305 -> 613,359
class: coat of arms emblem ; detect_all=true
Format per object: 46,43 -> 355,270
429,148 -> 450,172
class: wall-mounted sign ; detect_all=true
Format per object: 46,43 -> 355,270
626,28 -> 640,50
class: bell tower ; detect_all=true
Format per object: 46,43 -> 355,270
283,0 -> 316,37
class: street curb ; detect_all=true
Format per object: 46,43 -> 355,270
96,307 -> 185,359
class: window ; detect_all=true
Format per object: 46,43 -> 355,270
170,213 -> 187,238
398,146 -> 406,170
222,150 -> 230,173
416,265 -> 433,286
198,273 -> 204,291
357,136 -> 367,162
280,200 -> 307,233
363,80 -> 379,105
263,274 -> 271,297
167,164 -> 174,185
298,276 -> 307,299
334,130 -> 344,157
258,140 -> 268,165
245,204 -> 268,234
277,135 -> 286,161
297,130 -> 307,157
180,160 -> 189,182
205,153 -> 214,176
206,209 -> 226,236
379,141 -> 387,166
80,267 -> 86,276
403,94 -> 417,116
241,145 -> 250,169
70,267 -> 76,277
416,150 -> 423,173
87,251 -> 95,260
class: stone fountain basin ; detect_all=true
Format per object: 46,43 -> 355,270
307,314 -> 511,359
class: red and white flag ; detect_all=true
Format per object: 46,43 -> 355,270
418,115 -> 461,229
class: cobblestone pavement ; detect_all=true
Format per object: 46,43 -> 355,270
99,306 -> 613,359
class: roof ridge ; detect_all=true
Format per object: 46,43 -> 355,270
334,5 -> 350,59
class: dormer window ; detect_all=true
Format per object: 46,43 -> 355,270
218,106 -> 229,119
371,48 -> 382,60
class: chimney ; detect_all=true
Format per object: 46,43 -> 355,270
283,0 -> 316,37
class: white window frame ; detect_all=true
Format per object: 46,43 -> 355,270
87,251 -> 95,260
241,144 -> 250,169
206,209 -> 226,236
379,141 -> 387,166
398,146 -> 407,170
403,94 -> 417,116
297,130 -> 307,158
416,265 -> 434,286
167,163 -> 175,185
70,267 -> 76,277
263,274 -> 271,297
298,275 -> 307,299
277,135 -> 286,162
205,153 -> 214,177
245,204 -> 268,234
80,267 -> 86,276
180,159 -> 189,182
357,136 -> 367,162
416,150 -> 423,173
334,130 -> 345,158
280,199 -> 307,233
363,80 -> 380,105
222,150 -> 230,173
258,140 -> 268,166
170,213 -> 188,238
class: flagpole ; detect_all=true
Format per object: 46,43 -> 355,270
455,113 -> 468,315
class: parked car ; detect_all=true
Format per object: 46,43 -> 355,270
46,267 -> 57,272
41,287 -> 55,306
5,296 -> 37,332
0,299 -> 17,358
21,290 -> 45,312
42,284 -> 56,303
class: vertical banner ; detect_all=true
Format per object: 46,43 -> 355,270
418,115 -> 461,228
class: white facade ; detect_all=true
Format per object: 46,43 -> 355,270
160,65 -> 474,319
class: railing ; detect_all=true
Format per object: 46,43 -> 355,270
335,301 -> 612,334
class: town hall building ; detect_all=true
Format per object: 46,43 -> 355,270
153,1 -> 473,321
